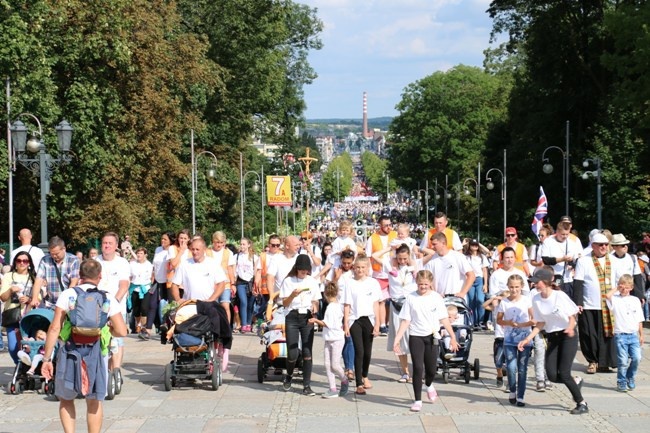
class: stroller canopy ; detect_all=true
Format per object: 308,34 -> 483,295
19,308 -> 54,338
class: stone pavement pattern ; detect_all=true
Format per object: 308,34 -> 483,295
1,326 -> 649,433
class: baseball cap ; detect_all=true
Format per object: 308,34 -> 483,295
560,216 -> 572,224
469,238 -> 479,245
528,268 -> 554,283
505,227 -> 517,235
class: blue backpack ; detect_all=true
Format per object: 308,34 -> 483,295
68,286 -> 110,337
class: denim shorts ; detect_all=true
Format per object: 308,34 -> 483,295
218,288 -> 232,303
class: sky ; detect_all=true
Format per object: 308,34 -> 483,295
300,0 -> 495,119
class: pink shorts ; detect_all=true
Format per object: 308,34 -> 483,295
375,278 -> 390,300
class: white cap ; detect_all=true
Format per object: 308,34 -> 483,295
588,228 -> 601,242
591,233 -> 609,244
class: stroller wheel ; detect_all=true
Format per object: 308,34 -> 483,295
164,363 -> 173,391
442,371 -> 449,384
8,382 -> 17,395
211,368 -> 220,391
114,368 -> 123,395
473,358 -> 480,380
464,362 -> 471,384
106,373 -> 116,400
257,357 -> 265,383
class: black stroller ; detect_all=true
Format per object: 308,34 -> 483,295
438,296 -> 480,384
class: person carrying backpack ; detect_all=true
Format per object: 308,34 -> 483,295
41,259 -> 127,433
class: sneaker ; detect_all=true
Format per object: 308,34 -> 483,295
18,352 -> 32,366
282,375 -> 292,391
509,392 -> 516,405
544,380 -> 554,390
26,370 -> 35,376
496,377 -> 504,389
444,353 -> 455,360
379,326 -> 388,336
410,401 -> 423,412
138,330 -> 150,340
322,389 -> 338,399
339,380 -> 349,396
516,400 -> 526,407
397,373 -> 411,383
570,403 -> 589,415
536,381 -> 546,392
426,384 -> 437,403
616,384 -> 628,392
302,386 -> 316,396
627,380 -> 636,391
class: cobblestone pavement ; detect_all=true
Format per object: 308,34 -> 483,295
1,324 -> 649,433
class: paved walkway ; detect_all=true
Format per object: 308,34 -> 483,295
1,325 -> 649,433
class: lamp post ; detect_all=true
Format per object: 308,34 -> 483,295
463,162 -> 481,241
334,168 -> 343,203
581,157 -> 602,229
243,166 -> 265,242
190,130 -> 218,236
486,149 -> 507,237
10,114 -> 73,249
383,170 -> 389,204
411,189 -> 426,222
433,178 -> 451,215
541,121 -> 570,216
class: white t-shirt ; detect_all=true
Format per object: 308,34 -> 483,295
130,260 -> 153,285
398,290 -> 447,337
609,252 -> 642,277
331,236 -> 357,257
152,246 -> 169,283
322,301 -> 345,342
497,296 -> 533,346
342,277 -> 382,327
267,253 -> 298,294
606,294 -> 644,334
279,275 -> 320,312
235,253 -> 261,282
423,250 -> 473,296
489,268 -> 529,297
11,245 -> 45,269
531,290 -> 578,333
466,254 -> 489,276
574,254 -> 626,310
96,255 -> 131,314
172,256 -> 227,301
383,261 -> 417,299
540,237 -> 583,281
56,283 -> 121,318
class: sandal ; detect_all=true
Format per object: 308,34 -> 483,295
586,363 -> 597,374
355,386 -> 366,395
363,377 -> 373,389
346,369 -> 355,380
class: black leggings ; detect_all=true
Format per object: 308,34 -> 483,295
545,330 -> 583,403
350,316 -> 374,387
144,282 -> 161,329
409,334 -> 438,400
284,310 -> 314,387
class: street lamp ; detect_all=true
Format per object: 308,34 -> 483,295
411,189 -> 426,222
10,114 -> 74,249
581,157 -> 602,229
190,129 -> 217,236
486,149 -> 507,237
243,167 -> 265,242
463,163 -> 481,241
433,178 -> 452,215
383,170 -> 389,204
541,120 -> 570,216
333,169 -> 343,203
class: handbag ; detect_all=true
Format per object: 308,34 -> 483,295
1,306 -> 22,327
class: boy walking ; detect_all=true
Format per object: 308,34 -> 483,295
605,274 -> 644,392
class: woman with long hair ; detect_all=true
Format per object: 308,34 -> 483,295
144,231 -> 174,339
234,238 -> 261,333
0,252 -> 36,364
167,229 -> 190,299
463,239 -> 489,329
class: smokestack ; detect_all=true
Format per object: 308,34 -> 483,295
363,91 -> 369,138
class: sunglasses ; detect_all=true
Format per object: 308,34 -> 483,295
506,234 -> 517,237
593,243 -> 609,247
301,237 -> 309,241
15,258 -> 30,265
270,244 -> 281,247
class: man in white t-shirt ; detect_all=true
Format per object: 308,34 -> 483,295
489,247 -> 529,297
171,237 -> 227,302
609,233 -> 645,301
96,231 -> 131,375
541,221 -> 583,298
41,259 -> 127,433
10,228 -> 45,268
424,232 -> 475,298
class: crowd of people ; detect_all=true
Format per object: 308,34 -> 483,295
0,213 -> 648,430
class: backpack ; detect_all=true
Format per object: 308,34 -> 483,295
68,286 -> 110,337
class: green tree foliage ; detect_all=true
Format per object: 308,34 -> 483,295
360,151 -> 393,200
321,154 -> 353,202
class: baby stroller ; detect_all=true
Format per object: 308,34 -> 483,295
438,296 -> 480,384
256,306 -> 302,383
162,300 -> 230,391
8,308 -> 56,396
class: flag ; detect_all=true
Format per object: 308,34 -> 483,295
531,186 -> 548,236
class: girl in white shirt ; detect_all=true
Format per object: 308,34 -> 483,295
309,282 -> 349,398
393,270 -> 458,412
279,254 -> 320,396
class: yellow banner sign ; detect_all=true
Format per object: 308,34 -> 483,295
266,175 -> 292,207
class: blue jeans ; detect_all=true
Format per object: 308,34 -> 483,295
505,344 -> 531,400
5,325 -> 20,364
615,333 -> 641,387
467,276 -> 485,326
493,338 -> 505,369
236,283 -> 254,327
342,335 -> 355,371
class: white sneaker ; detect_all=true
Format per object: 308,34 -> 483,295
18,352 -> 31,366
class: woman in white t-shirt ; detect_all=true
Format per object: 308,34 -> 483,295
129,247 -> 153,338
518,268 -> 588,415
464,239 -> 489,329
147,231 -> 173,338
279,254 -> 320,396
393,270 -> 458,412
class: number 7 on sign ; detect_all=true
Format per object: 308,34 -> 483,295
266,175 -> 292,206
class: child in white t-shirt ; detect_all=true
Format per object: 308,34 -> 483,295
605,274 -> 644,392
321,221 -> 357,277
309,282 -> 349,398
390,223 -> 419,259
441,304 -> 468,359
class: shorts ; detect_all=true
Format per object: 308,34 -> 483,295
110,337 -> 124,354
218,288 -> 232,303
376,278 -> 390,300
